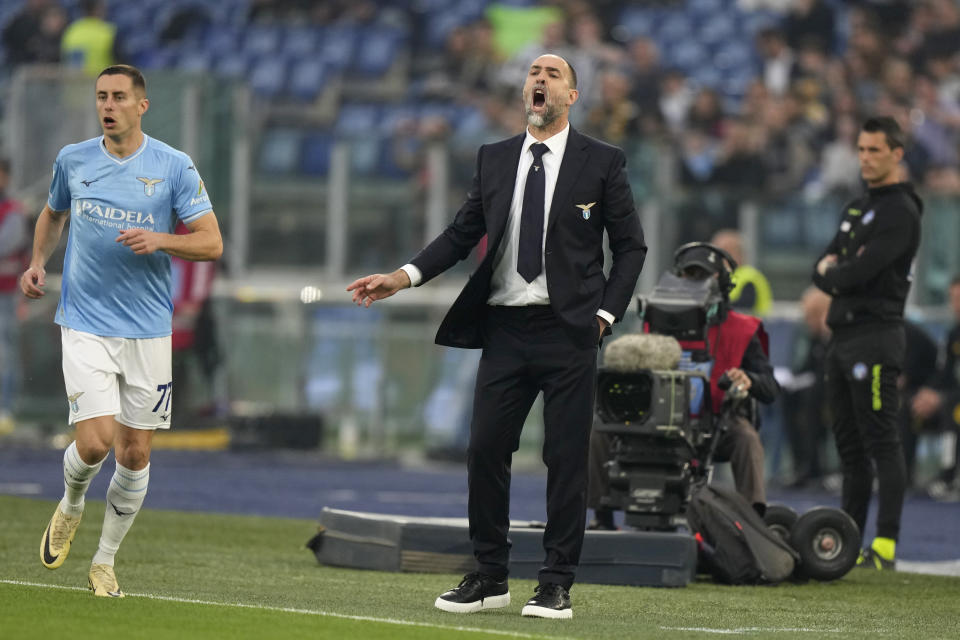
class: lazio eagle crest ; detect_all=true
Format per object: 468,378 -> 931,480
136,177 -> 164,196
576,202 -> 596,220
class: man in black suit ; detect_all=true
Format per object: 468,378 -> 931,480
347,53 -> 646,619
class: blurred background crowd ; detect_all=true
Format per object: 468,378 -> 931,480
0,0 -> 959,501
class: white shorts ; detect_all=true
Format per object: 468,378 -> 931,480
61,327 -> 173,430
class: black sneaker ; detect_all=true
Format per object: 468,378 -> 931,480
521,583 -> 572,619
434,572 -> 510,613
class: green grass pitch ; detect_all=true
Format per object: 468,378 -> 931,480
1,495 -> 958,639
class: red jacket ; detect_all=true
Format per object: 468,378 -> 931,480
679,311 -> 768,414
0,198 -> 28,293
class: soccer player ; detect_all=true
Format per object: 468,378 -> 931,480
19,65 -> 222,597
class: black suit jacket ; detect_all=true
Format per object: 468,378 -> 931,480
409,127 -> 647,349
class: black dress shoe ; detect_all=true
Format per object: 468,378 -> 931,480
521,583 -> 572,619
434,572 -> 510,613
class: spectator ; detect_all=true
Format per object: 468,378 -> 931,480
782,287 -> 833,488
0,159 -> 28,435
897,320 -> 940,489
171,223 -> 221,422
911,277 -> 960,501
3,0 -> 52,66
61,0 -> 124,77
713,117 -> 768,191
625,36 -> 662,113
782,0 -> 837,54
755,27 -> 796,96
710,229 -> 773,317
583,68 -> 640,146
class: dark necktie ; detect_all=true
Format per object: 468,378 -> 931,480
517,142 -> 549,283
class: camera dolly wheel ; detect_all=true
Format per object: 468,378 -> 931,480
763,503 -> 799,545
789,507 -> 860,581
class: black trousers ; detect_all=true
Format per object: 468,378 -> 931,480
825,325 -> 907,542
469,305 -> 598,590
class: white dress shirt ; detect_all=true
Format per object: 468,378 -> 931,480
403,124 -> 614,325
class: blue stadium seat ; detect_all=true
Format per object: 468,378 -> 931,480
350,138 -> 382,176
378,104 -> 419,134
687,0 -> 728,17
318,26 -> 356,70
258,128 -> 303,174
657,13 -> 693,43
248,57 -> 288,97
351,27 -> 405,77
215,53 -> 249,78
133,46 -> 178,70
283,27 -> 319,58
244,26 -> 282,56
301,133 -> 334,177
335,104 -> 381,137
204,26 -> 241,57
712,42 -> 755,72
698,13 -> 737,46
288,59 -> 329,102
666,41 -> 707,70
424,10 -> 466,50
178,51 -> 213,73
617,7 -> 658,39
692,66 -> 723,89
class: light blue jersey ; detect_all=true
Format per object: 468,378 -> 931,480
48,134 -> 213,338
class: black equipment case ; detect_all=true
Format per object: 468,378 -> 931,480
309,508 -> 697,587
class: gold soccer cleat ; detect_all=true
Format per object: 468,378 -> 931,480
88,564 -> 125,598
40,506 -> 82,569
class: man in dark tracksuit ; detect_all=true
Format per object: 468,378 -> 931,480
813,116 -> 923,570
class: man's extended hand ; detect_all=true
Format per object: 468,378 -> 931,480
20,265 -> 46,299
816,254 -> 838,276
347,269 -> 411,307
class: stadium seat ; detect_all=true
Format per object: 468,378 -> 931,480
712,42 -> 756,72
318,26 -> 356,70
423,10 -> 467,51
335,104 -> 381,137
258,128 -> 303,175
248,57 -> 288,97
215,53 -> 249,78
301,133 -> 334,177
697,14 -> 737,46
178,51 -> 213,73
378,104 -> 419,134
351,27 -> 406,77
666,41 -> 708,70
204,26 -> 241,57
283,28 -> 319,58
288,59 -> 329,102
244,26 -> 282,57
657,13 -> 693,44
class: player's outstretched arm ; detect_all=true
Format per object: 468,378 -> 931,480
346,269 -> 411,307
117,211 -> 223,261
20,204 -> 69,299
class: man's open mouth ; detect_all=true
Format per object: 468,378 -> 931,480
103,117 -> 116,126
532,88 -> 546,108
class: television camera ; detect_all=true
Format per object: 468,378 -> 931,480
593,243 -> 745,530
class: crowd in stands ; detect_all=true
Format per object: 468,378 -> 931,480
2,0 -> 958,200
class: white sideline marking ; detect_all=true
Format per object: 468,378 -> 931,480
0,579 -> 566,639
660,627 -> 844,635
0,483 -> 42,495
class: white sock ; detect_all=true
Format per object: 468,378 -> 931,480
59,442 -> 105,517
92,462 -> 149,567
